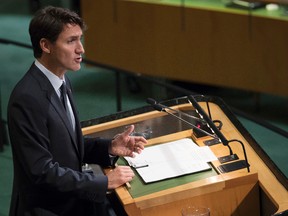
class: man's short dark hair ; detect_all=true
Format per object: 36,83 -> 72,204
29,6 -> 86,58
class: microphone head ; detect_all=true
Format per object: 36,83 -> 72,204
153,104 -> 164,112
146,98 -> 157,105
146,98 -> 165,112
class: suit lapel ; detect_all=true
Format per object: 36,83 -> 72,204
50,92 -> 82,160
29,64 -> 81,159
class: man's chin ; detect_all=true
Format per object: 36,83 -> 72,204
70,65 -> 81,72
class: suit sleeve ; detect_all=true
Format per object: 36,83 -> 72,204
83,137 -> 117,166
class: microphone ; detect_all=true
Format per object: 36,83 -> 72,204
146,98 -> 217,139
146,98 -> 206,123
187,95 -> 228,146
188,95 -> 250,172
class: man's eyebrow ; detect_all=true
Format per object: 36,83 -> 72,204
68,35 -> 83,40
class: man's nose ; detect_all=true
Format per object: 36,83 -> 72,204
77,41 -> 85,54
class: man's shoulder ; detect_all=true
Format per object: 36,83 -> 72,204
9,64 -> 50,103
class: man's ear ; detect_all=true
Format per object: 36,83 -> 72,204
39,38 -> 51,54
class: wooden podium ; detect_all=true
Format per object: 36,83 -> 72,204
81,96 -> 288,216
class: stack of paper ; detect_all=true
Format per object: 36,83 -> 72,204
124,138 -> 217,183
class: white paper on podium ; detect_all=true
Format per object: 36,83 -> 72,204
124,138 -> 217,183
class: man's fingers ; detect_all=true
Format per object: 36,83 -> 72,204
133,138 -> 147,150
114,166 -> 135,178
122,125 -> 135,137
107,166 -> 135,189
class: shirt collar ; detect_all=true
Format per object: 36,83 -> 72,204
34,59 -> 65,92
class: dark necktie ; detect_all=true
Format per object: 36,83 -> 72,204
60,82 -> 73,126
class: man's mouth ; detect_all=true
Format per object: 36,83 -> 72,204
75,56 -> 82,63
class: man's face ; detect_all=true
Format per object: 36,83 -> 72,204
48,24 -> 84,76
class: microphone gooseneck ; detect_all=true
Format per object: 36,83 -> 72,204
147,98 -> 206,123
146,98 -> 217,139
146,98 -> 157,105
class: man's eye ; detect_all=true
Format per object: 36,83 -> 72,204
68,39 -> 76,43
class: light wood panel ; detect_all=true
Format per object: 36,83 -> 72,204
81,0 -> 288,96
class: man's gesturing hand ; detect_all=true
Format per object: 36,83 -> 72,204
110,125 -> 147,157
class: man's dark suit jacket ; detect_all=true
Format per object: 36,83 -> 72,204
8,63 -> 114,216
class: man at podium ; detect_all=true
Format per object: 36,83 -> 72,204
7,6 -> 147,216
